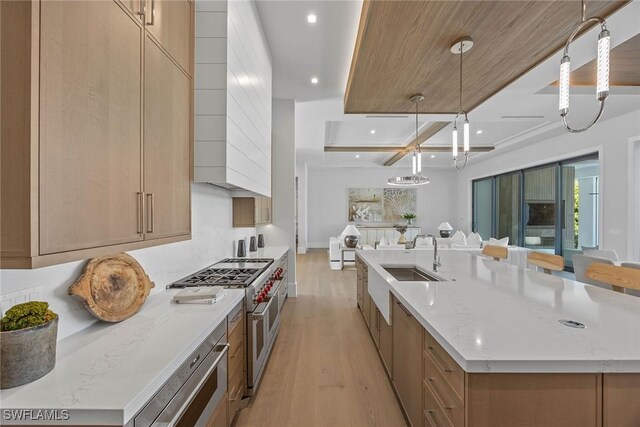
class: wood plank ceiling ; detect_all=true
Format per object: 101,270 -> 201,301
344,0 -> 629,114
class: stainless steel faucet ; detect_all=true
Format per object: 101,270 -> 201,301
430,234 -> 441,272
413,234 -> 441,272
412,234 -> 427,249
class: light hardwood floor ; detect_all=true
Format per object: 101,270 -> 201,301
234,249 -> 406,427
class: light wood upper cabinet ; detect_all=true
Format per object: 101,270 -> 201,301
0,0 -> 193,268
118,0 -> 145,20
144,36 -> 191,240
143,0 -> 192,75
232,197 -> 271,227
39,0 -> 144,255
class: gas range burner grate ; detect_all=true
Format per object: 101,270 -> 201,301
170,267 -> 263,288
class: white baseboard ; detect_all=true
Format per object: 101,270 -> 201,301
297,246 -> 307,254
287,281 -> 298,297
308,242 -> 329,249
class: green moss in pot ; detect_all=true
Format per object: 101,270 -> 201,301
1,301 -> 59,389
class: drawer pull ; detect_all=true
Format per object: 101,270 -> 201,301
427,345 -> 454,372
444,405 -> 455,410
395,300 -> 412,317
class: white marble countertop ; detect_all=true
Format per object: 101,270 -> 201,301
240,246 -> 288,261
358,249 -> 640,373
0,289 -> 245,426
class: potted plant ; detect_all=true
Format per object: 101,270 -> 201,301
402,213 -> 417,225
0,301 -> 58,389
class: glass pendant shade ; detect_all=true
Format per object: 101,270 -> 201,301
559,56 -> 571,113
463,120 -> 470,153
452,127 -> 458,158
597,30 -> 610,98
417,151 -> 422,173
412,153 -> 417,175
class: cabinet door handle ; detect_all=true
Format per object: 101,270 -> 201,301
135,0 -> 145,19
395,300 -> 412,317
146,193 -> 154,233
146,0 -> 155,25
137,192 -> 144,234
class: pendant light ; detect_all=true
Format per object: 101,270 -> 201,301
387,95 -> 430,186
451,37 -> 473,171
559,0 -> 610,133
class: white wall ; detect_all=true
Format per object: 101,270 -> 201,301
296,162 -> 308,254
194,0 -> 273,196
0,184 -> 255,340
456,110 -> 640,261
257,99 -> 297,295
306,167 -> 457,247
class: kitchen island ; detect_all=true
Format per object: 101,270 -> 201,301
356,249 -> 640,427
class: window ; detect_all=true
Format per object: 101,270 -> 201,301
471,153 -> 599,270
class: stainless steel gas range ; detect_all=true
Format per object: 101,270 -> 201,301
168,254 -> 288,395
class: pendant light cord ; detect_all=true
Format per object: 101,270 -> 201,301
581,0 -> 586,22
459,41 -> 463,112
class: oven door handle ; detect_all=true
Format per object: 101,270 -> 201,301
166,344 -> 229,427
252,296 -> 276,319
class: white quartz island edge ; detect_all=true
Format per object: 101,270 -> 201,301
357,249 -> 640,374
0,288 -> 245,426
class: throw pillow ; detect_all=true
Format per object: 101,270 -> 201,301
451,230 -> 467,245
489,237 -> 509,247
466,232 -> 482,248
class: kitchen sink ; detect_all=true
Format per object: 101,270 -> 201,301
382,266 -> 444,282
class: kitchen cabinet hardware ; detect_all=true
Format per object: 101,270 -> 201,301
146,0 -> 155,25
146,193 -> 155,233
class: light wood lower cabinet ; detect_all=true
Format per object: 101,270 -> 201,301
379,309 -> 392,378
205,393 -> 228,427
0,0 -> 193,268
144,36 -> 191,240
603,374 -> 640,427
392,297 -> 422,427
227,302 -> 246,423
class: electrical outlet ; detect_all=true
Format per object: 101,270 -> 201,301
0,285 -> 44,316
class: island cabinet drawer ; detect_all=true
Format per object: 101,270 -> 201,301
423,380 -> 454,427
424,329 -> 464,400
424,353 -> 464,427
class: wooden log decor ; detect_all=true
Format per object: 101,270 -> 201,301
68,253 -> 155,322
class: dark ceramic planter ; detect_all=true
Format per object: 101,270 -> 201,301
0,316 -> 58,389
344,235 -> 359,248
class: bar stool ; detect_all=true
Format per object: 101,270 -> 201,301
482,245 -> 508,262
527,252 -> 565,275
585,264 -> 640,293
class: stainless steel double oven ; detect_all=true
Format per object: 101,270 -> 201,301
247,255 -> 287,394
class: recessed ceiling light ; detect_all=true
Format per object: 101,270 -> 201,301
430,154 -> 436,158
307,14 -> 317,23
476,130 -> 483,134
370,129 -> 376,134
355,154 -> 360,158
310,77 -> 318,85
